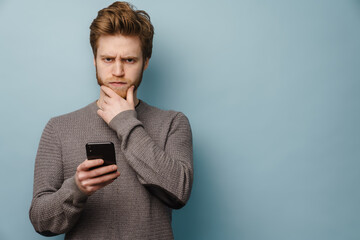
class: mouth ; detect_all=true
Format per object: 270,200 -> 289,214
109,82 -> 127,87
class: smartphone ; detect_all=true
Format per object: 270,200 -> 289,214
86,142 -> 117,169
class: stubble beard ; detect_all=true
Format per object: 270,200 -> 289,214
95,66 -> 145,99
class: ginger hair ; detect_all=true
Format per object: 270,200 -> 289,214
90,1 -> 154,60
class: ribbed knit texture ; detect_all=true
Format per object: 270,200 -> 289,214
29,100 -> 193,240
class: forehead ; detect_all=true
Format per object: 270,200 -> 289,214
96,34 -> 142,57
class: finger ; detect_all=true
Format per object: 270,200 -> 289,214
98,88 -> 107,107
101,85 -> 117,98
82,171 -> 120,186
126,85 -> 134,105
87,164 -> 118,178
99,86 -> 107,99
84,179 -> 116,193
77,162 -> 116,182
97,109 -> 104,118
103,95 -> 111,104
97,100 -> 103,110
97,89 -> 106,109
77,159 -> 104,171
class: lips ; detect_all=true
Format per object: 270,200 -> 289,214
109,82 -> 127,87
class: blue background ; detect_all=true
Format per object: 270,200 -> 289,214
1,0 -> 359,239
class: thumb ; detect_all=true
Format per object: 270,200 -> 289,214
126,85 -> 135,106
97,109 -> 104,119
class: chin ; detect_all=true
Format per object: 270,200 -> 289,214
113,89 -> 127,98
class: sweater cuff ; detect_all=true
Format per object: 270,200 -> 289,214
108,110 -> 143,138
62,176 -> 88,204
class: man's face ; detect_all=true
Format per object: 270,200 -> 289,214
94,34 -> 149,98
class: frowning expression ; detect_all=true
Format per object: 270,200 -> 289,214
94,34 -> 149,98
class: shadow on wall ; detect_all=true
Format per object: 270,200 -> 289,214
138,58 -> 165,107
172,138 -> 222,239
138,40 -> 181,109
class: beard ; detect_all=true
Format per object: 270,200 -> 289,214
95,66 -> 145,99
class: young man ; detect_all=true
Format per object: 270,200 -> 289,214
29,2 -> 193,239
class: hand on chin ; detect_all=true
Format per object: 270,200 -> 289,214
97,85 -> 136,124
104,84 -> 128,99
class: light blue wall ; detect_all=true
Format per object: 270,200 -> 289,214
0,0 -> 359,239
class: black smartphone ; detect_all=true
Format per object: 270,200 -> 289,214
86,142 -> 117,169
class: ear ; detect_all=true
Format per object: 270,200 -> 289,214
143,58 -> 150,70
93,57 -> 96,67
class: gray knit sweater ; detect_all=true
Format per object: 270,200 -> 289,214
29,100 -> 193,240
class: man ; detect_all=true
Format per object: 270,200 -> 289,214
29,2 -> 193,239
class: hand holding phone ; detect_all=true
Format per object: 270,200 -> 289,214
74,142 -> 119,196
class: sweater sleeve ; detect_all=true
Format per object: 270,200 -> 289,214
29,119 -> 88,236
108,110 -> 193,209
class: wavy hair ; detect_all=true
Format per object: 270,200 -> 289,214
90,1 -> 154,60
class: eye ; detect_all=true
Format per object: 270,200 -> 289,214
103,58 -> 113,63
125,58 -> 135,63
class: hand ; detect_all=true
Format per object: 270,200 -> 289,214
97,85 -> 136,124
75,159 -> 120,196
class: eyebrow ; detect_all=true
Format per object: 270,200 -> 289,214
122,56 -> 139,60
99,55 -> 139,60
99,54 -> 115,58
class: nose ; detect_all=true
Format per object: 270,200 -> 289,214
112,60 -> 124,77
